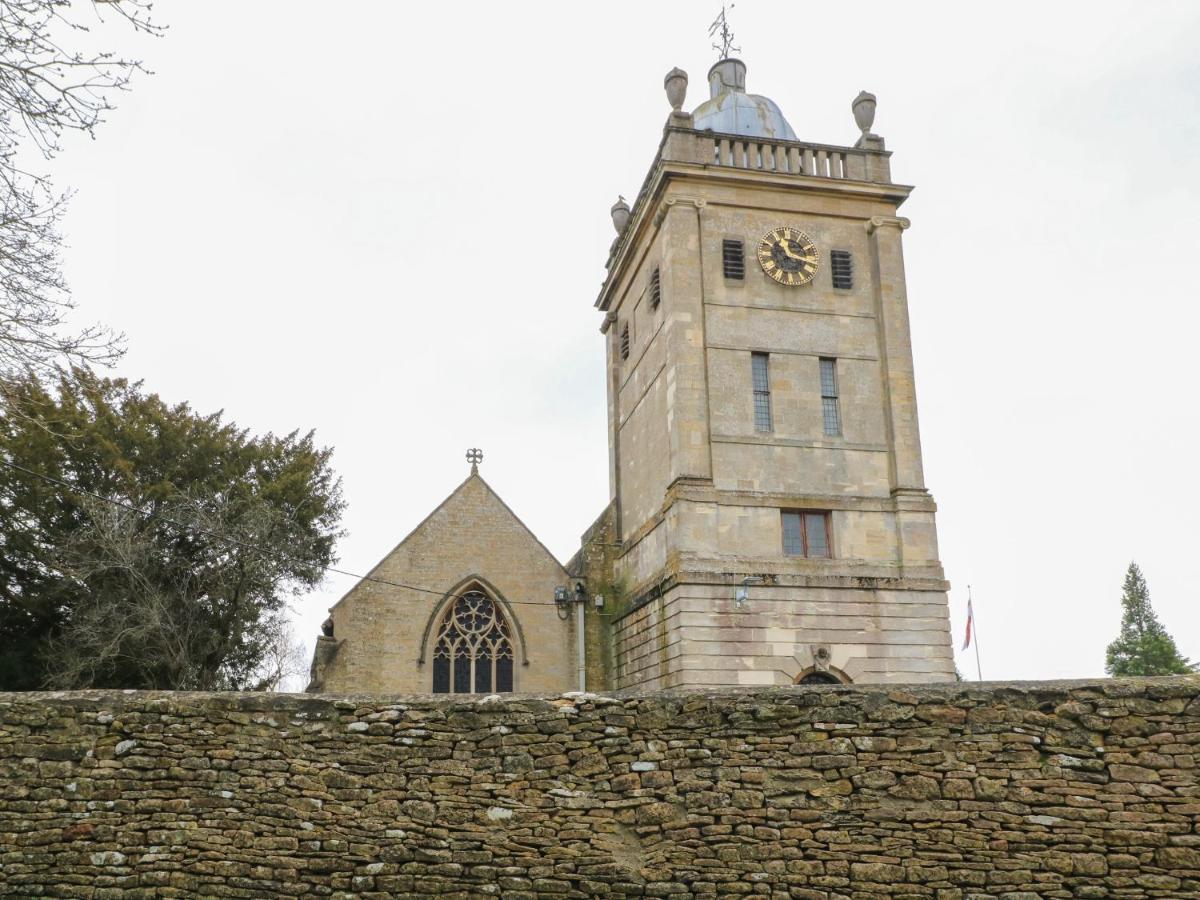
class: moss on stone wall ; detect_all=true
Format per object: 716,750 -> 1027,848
1,677 -> 1199,896
572,500 -> 624,691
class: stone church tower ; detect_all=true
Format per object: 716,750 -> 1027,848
309,53 -> 955,695
580,57 -> 955,689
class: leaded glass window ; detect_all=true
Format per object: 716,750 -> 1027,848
819,357 -> 841,437
752,352 -> 772,432
431,591 -> 514,694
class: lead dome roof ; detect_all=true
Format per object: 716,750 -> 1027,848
691,58 -> 797,141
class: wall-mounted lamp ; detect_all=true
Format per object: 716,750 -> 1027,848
735,576 -> 765,609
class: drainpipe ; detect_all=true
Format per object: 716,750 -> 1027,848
574,582 -> 587,692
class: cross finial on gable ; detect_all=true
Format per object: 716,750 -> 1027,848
466,447 -> 484,473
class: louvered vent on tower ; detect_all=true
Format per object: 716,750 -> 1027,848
723,239 -> 745,279
648,267 -> 661,310
830,250 -> 853,289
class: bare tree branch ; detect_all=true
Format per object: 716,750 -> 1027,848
44,491 -> 328,691
0,1 -> 162,378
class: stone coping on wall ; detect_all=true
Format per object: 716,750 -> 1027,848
5,673 -> 1199,707
1,676 -> 1199,897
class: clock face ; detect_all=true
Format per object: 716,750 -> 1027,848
757,226 -> 818,286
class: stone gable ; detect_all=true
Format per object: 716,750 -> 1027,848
314,472 -> 575,694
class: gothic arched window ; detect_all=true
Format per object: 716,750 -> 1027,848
431,591 -> 515,694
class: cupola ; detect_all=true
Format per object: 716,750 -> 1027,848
691,58 -> 797,141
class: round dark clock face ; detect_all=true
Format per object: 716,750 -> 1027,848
757,226 -> 818,286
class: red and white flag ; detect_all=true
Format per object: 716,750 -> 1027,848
962,598 -> 974,651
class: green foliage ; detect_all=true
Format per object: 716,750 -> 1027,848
1105,562 -> 1194,677
0,369 -> 344,690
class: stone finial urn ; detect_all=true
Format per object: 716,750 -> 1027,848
610,196 -> 631,234
853,90 -> 877,135
664,67 -> 688,112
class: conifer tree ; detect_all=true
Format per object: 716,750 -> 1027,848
0,368 -> 344,691
1105,562 -> 1194,677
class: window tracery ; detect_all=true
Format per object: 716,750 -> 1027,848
431,590 -> 514,694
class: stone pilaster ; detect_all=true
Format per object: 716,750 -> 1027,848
659,197 -> 713,486
867,215 -> 926,495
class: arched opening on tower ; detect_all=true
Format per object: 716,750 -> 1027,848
795,669 -> 848,686
431,589 -> 515,694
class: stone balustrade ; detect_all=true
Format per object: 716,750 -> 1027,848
711,135 -> 871,180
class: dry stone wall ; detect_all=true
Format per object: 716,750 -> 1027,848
2,677 -> 1199,898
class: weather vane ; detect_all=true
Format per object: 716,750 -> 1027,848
709,3 -> 740,61
466,448 -> 483,473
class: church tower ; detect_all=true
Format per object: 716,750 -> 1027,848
589,56 -> 954,688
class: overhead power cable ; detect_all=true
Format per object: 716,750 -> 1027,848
0,458 -> 575,611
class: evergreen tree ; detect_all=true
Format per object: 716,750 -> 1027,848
0,368 -> 344,690
1105,562 -> 1194,677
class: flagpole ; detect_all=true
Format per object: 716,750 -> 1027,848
969,584 -> 982,681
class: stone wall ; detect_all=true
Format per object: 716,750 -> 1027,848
2,677 -> 1199,897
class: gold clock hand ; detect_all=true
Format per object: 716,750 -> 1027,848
779,240 -> 803,260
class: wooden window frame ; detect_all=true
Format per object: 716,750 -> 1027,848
781,509 -> 833,559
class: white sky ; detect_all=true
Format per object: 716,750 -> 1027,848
50,1 -> 1200,684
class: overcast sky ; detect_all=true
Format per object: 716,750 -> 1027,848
50,1 -> 1200,685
